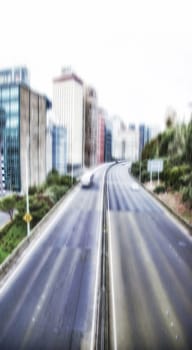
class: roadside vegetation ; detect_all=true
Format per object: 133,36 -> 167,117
131,112 -> 192,222
0,170 -> 76,264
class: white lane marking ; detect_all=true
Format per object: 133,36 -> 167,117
107,179 -> 117,350
20,246 -> 68,349
139,184 -> 192,241
0,186 -> 80,296
0,247 -> 52,341
90,166 -> 108,350
128,214 -> 187,348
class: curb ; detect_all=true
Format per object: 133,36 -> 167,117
0,184 -> 78,281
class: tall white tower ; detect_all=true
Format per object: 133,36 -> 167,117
53,68 -> 84,175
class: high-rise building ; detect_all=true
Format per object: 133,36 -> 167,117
104,117 -> 112,162
52,125 -> 67,174
53,67 -> 84,176
139,123 -> 161,157
0,67 -> 51,193
84,86 -> 98,167
123,127 -> 139,162
46,123 -> 53,176
139,124 -> 149,156
111,116 -> 126,160
97,108 -> 105,164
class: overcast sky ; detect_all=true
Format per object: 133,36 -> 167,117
1,0 -> 192,128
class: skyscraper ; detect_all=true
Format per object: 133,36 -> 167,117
84,85 -> 98,167
53,67 -> 84,176
104,117 -> 112,162
0,67 -> 51,193
52,125 -> 67,174
97,108 -> 105,164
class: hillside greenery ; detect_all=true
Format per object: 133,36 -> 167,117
131,118 -> 192,208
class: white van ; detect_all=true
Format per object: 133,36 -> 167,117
81,172 -> 94,188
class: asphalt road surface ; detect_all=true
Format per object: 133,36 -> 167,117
107,164 -> 192,350
0,165 -> 108,350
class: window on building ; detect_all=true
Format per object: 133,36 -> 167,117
10,87 -> 19,99
10,101 -> 19,113
2,88 -> 9,100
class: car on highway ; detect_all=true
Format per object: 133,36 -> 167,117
130,182 -> 139,191
81,171 -> 94,188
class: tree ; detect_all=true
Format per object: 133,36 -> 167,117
0,195 -> 17,221
141,138 -> 158,160
165,106 -> 176,129
167,123 -> 186,161
158,129 -> 175,157
185,118 -> 192,163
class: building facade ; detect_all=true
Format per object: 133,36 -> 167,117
53,67 -> 84,176
97,108 -> 105,164
123,127 -> 139,162
111,116 -> 126,160
52,125 -> 67,174
84,86 -> 98,167
139,124 -> 149,156
104,117 -> 112,162
46,123 -> 53,176
0,67 -> 51,193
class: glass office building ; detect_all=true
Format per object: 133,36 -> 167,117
52,125 -> 67,175
0,85 -> 21,190
0,67 -> 51,193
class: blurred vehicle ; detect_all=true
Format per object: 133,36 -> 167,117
81,172 -> 94,188
130,182 -> 139,191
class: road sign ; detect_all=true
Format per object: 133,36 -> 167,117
147,159 -> 164,173
23,213 -> 32,223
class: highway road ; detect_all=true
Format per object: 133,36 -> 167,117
0,165 -> 108,350
107,164 -> 192,350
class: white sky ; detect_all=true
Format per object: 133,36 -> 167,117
1,0 -> 192,128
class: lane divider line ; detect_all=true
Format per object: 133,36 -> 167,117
90,166 -> 108,350
107,179 -> 117,350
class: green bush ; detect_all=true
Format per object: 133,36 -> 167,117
46,185 -> 68,204
179,172 -> 192,187
0,174 -> 75,264
141,169 -> 150,183
15,195 -> 53,228
182,186 -> 192,208
0,222 -> 26,263
0,248 -> 8,264
29,185 -> 38,195
169,165 -> 191,190
131,161 -> 140,178
46,170 -> 60,186
60,175 -> 72,187
154,185 -> 166,194
29,184 -> 46,195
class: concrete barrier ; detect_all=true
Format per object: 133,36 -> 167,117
0,184 -> 78,281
